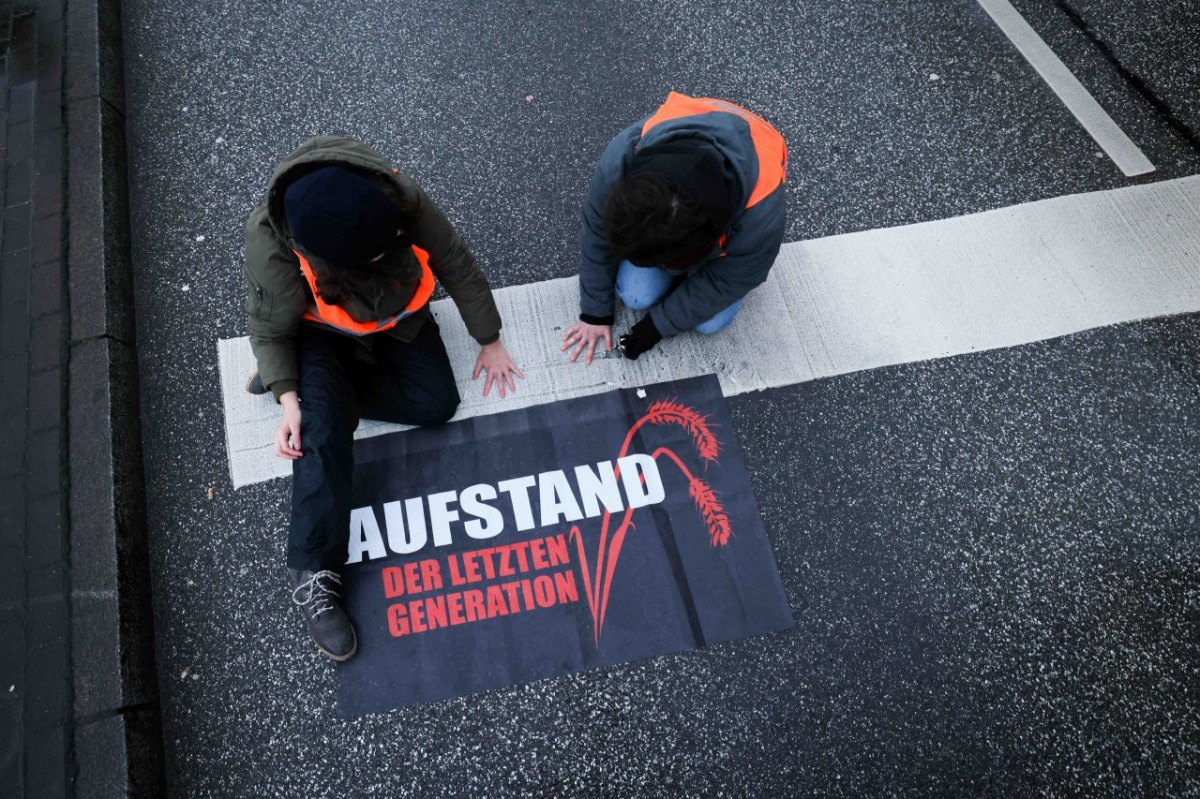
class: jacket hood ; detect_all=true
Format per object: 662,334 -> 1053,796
263,137 -> 420,249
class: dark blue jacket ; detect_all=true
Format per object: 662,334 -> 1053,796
578,103 -> 787,336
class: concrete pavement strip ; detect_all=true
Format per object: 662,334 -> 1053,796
219,174 -> 1200,488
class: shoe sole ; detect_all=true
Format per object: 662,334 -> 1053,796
315,629 -> 358,663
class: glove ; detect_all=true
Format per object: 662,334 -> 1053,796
618,315 -> 663,360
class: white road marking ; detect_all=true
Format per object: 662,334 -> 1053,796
219,175 -> 1200,487
977,0 -> 1155,176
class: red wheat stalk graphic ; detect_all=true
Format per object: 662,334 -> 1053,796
638,401 -> 720,464
654,447 -> 732,547
594,400 -> 721,604
572,400 -> 732,645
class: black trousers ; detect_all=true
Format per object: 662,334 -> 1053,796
288,321 -> 460,571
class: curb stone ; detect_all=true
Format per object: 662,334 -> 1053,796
65,0 -> 165,794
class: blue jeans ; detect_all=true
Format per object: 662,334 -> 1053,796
614,260 -> 742,334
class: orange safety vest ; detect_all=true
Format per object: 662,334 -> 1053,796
294,246 -> 435,336
640,92 -> 787,210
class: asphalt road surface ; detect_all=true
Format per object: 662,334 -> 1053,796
121,0 -> 1200,796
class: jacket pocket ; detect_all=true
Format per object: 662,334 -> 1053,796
247,278 -> 273,316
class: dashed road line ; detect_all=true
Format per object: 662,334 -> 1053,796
977,0 -> 1155,176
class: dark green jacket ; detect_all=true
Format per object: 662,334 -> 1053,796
244,136 -> 502,401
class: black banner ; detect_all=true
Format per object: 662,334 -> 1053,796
338,375 -> 792,715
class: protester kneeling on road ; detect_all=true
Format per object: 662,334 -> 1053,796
243,136 -> 524,661
563,92 -> 788,363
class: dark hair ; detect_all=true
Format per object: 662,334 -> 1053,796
602,174 -> 721,265
307,251 -> 409,307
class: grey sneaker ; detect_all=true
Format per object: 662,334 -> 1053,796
290,569 -> 357,662
246,372 -> 267,395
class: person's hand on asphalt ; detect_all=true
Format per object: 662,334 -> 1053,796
618,315 -> 663,360
562,321 -> 613,365
473,339 -> 526,398
274,391 -> 303,459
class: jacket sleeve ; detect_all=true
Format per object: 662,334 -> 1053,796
647,187 -> 786,337
244,207 -> 308,402
578,124 -> 643,322
409,186 -> 502,345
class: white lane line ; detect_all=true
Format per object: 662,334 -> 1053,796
219,175 -> 1200,488
977,0 -> 1155,177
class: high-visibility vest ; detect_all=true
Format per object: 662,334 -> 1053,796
294,245 -> 435,336
640,92 -> 787,210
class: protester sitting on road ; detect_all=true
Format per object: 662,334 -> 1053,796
563,92 -> 788,364
243,136 -> 524,662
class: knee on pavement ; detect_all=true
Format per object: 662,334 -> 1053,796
615,284 -> 660,311
406,393 -> 460,427
692,302 -> 742,335
615,260 -> 674,311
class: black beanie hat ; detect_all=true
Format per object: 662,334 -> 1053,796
284,167 -> 403,267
